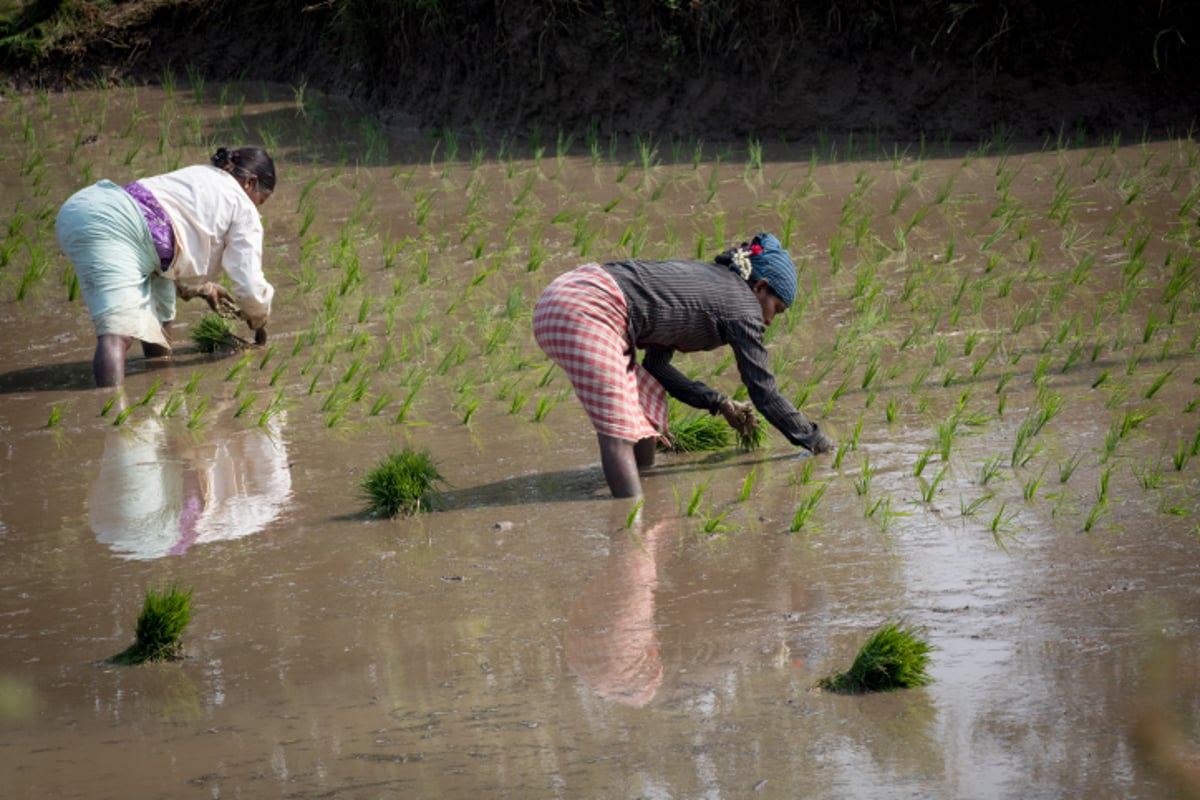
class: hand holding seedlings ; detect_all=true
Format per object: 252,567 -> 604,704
719,398 -> 758,438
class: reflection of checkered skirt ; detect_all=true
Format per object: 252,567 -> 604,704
534,264 -> 669,442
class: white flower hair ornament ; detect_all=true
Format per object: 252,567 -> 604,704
731,246 -> 753,280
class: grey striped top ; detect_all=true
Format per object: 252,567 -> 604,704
601,258 -> 818,447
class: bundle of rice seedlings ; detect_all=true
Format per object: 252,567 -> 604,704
817,622 -> 934,693
192,313 -> 247,353
661,404 -> 732,452
109,583 -> 193,665
361,448 -> 446,517
736,411 -> 767,451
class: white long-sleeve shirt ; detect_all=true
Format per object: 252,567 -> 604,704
141,164 -> 274,329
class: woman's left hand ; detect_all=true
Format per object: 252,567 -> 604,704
719,399 -> 759,438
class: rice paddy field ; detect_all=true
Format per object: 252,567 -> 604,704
1,81 -> 1199,799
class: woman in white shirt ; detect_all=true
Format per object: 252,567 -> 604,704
56,146 -> 276,387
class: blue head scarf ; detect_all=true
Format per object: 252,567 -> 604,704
747,232 -> 797,307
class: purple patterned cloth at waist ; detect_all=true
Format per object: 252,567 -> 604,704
122,181 -> 176,270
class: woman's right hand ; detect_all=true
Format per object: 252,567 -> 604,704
178,281 -> 240,317
200,283 -> 238,316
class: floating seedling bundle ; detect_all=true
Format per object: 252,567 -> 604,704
108,583 -> 193,665
818,622 -> 934,693
360,448 -> 446,517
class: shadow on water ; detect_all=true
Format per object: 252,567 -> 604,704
433,451 -> 810,512
0,359 -> 106,393
334,467 -> 609,521
0,349 -> 247,394
440,467 -> 609,510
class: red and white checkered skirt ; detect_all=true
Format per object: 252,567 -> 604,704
534,264 -> 669,443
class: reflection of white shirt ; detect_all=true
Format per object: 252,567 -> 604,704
192,425 -> 291,543
88,416 -> 291,560
140,165 -> 274,328
89,419 -> 182,560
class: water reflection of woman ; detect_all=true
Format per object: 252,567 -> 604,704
55,146 -> 276,387
533,232 -> 834,498
88,416 -> 291,560
565,519 -> 674,707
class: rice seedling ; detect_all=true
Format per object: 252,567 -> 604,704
978,454 -> 1004,486
45,401 -> 68,428
919,466 -> 947,504
853,453 -> 874,496
109,583 -> 193,665
224,352 -> 254,382
912,449 -> 934,478
394,374 -> 427,424
1022,471 -> 1044,501
458,398 -> 480,425
360,449 -> 446,517
1144,368 -> 1176,399
1171,438 -> 1192,471
817,622 -> 933,693
738,467 -> 758,502
789,484 -> 827,532
508,389 -> 529,415
684,480 -> 711,517
229,390 -> 257,417
186,396 -> 208,430
885,397 -> 899,424
958,486 -> 993,516
700,503 -> 732,535
532,395 -> 557,422
112,403 -> 138,426
988,502 -> 1019,546
832,441 -> 849,469
1083,501 -> 1108,532
937,417 -> 957,462
866,495 -> 908,532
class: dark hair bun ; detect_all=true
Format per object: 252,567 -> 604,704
211,147 -> 234,169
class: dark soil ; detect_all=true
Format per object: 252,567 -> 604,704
4,0 -> 1200,141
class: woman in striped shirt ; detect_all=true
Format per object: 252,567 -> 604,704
534,232 -> 833,498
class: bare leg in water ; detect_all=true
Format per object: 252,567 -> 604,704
598,434 -> 658,498
92,322 -> 171,387
93,334 -> 133,388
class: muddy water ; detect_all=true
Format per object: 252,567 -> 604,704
1,85 -> 1199,799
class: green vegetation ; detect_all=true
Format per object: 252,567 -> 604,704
662,405 -> 731,452
109,583 -> 193,665
192,313 -> 246,353
817,622 -> 934,693
360,448 -> 446,517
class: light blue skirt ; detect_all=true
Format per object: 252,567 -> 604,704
55,180 -> 176,346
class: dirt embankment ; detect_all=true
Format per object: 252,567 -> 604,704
4,0 -> 1199,141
